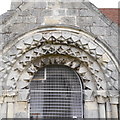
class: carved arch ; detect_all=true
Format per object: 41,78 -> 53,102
2,27 -> 119,91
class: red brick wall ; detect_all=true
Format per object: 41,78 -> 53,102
99,8 -> 120,25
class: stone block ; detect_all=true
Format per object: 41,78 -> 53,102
60,2 -> 86,9
44,16 -> 61,25
79,9 -> 96,16
91,26 -> 111,36
32,33 -> 42,41
17,89 -> 29,102
17,80 -> 29,89
0,103 -> 7,118
61,17 -> 75,25
67,9 -> 78,16
78,65 -> 87,74
92,17 -> 108,27
14,101 -> 28,112
96,47 -> 104,55
84,90 -> 94,101
40,9 -> 53,16
102,53 -> 111,63
18,9 -> 33,16
22,16 -> 37,23
7,103 -> 14,118
11,1 -> 23,10
36,16 -> 44,24
4,97 -> 14,102
16,40 -> 26,50
77,16 -> 93,26
58,9 -> 65,16
7,70 -> 20,81
23,37 -> 33,45
14,16 -> 23,24
34,2 -> 46,9
0,97 -> 3,103
84,101 -> 99,118
3,90 -> 17,97
47,2 -> 56,9
80,36 -> 89,45
88,42 -> 97,50
14,112 -> 28,118
20,71 -> 33,81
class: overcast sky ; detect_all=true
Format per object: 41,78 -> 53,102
0,0 -> 119,15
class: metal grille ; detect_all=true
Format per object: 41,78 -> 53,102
30,65 -> 83,119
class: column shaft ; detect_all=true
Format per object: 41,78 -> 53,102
111,104 -> 118,118
106,102 -> 111,118
7,102 -> 14,118
99,103 -> 106,118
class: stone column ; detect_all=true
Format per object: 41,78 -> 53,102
14,89 -> 29,118
96,90 -> 107,118
0,97 -> 5,119
109,90 -> 119,118
84,90 -> 99,118
111,104 -> 118,118
106,101 -> 111,118
4,96 -> 15,118
7,102 -> 14,118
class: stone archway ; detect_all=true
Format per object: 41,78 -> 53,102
1,27 -> 119,118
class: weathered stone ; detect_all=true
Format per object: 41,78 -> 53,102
23,16 -> 37,23
7,103 -> 14,118
20,71 -> 33,81
44,16 -> 61,24
62,17 -> 76,25
102,53 -> 111,63
0,97 -> 3,103
14,112 -> 28,118
17,80 -> 29,89
58,9 -> 65,16
0,0 -> 119,119
84,90 -> 95,101
0,103 -> 7,118
77,16 -> 93,26
59,2 -> 87,9
91,26 -> 111,36
18,89 -> 29,101
4,97 -> 15,102
67,9 -> 78,16
14,102 -> 28,114
79,9 -> 96,17
34,2 -> 46,9
84,101 -> 99,118
96,90 -> 107,103
32,33 -> 42,41
88,42 -> 97,49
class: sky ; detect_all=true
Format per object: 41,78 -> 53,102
0,0 -> 119,15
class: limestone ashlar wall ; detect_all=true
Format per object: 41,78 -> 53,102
0,1 -> 118,59
0,0 -> 119,119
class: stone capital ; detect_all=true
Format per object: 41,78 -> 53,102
84,90 -> 95,102
95,90 -> 107,103
108,90 -> 119,104
2,90 -> 17,97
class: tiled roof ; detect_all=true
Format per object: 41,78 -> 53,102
99,8 -> 120,25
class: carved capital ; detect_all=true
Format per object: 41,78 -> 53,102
84,90 -> 95,101
95,90 -> 107,103
108,90 -> 119,104
2,90 -> 17,97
